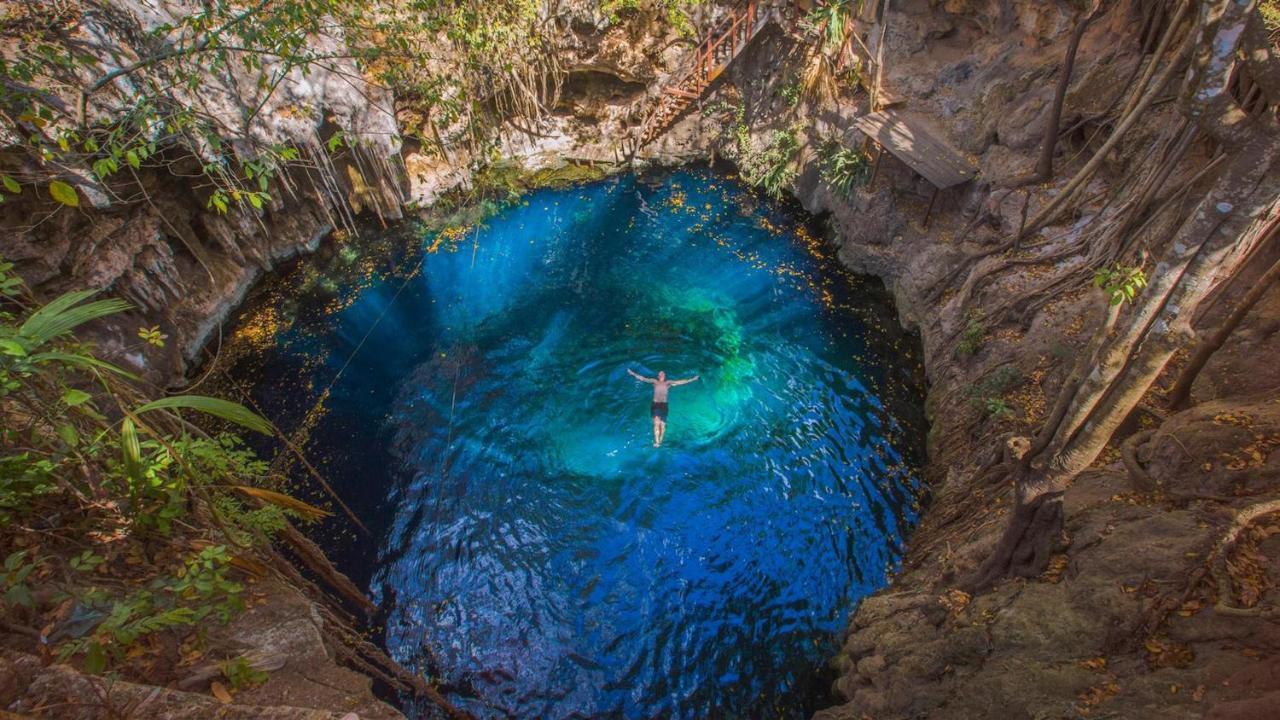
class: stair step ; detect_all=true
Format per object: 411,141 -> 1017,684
635,2 -> 768,150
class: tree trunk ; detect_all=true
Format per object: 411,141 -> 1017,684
1166,218 -> 1280,410
971,0 -> 1280,587
1034,0 -> 1105,180
969,460 -> 1066,590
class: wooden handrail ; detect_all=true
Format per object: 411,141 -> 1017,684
630,0 -> 768,151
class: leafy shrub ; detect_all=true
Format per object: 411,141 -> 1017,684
780,78 -> 803,107
819,140 -> 871,198
979,397 -> 1014,420
957,315 -> 987,356
222,656 -> 269,689
735,115 -> 801,200
804,0 -> 858,51
1093,264 -> 1148,306
0,261 -> 325,675
965,366 -> 1024,420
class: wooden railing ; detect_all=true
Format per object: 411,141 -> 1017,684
626,0 -> 771,156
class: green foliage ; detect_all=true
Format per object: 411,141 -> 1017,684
135,395 -> 273,435
0,260 -> 22,297
214,495 -> 289,546
222,656 -> 270,689
805,0 -> 860,51
1093,264 -> 1148,305
60,547 -> 244,673
601,0 -> 704,37
780,78 -> 803,108
0,266 -> 311,675
1262,0 -> 1280,33
137,326 -> 168,347
732,106 -> 800,199
48,180 -> 79,207
965,366 -> 1023,420
957,314 -> 987,356
0,1 -> 332,217
18,290 -> 131,347
2,550 -> 37,607
979,397 -> 1014,420
819,140 -> 871,198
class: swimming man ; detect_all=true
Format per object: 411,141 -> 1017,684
627,369 -> 700,447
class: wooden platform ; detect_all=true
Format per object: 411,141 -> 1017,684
853,109 -> 976,189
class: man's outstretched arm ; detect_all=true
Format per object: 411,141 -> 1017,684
627,368 -> 657,384
670,374 -> 700,386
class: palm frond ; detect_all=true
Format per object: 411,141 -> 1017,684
134,395 -> 273,435
20,290 -> 131,347
233,486 -> 333,522
30,351 -> 141,380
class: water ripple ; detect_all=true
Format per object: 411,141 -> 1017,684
228,168 -> 926,719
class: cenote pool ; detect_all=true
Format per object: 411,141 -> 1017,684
222,168 -> 927,719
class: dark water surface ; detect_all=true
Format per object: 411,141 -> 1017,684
222,168 -> 926,719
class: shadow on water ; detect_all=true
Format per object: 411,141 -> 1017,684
218,167 -> 928,719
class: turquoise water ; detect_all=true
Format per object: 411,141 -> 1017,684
224,168 -> 926,719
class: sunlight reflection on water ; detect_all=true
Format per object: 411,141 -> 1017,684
224,168 -> 927,720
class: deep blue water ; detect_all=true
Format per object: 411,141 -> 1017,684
222,168 -> 926,719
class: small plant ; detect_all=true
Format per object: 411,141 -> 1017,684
701,99 -> 736,118
780,78 -> 803,108
735,119 -> 801,200
2,550 -> 37,608
1093,264 -> 1148,306
804,0 -> 858,51
0,263 -> 330,675
222,656 -> 270,689
981,397 -> 1015,420
819,140 -> 871,198
957,315 -> 987,356
137,325 -> 168,347
965,366 -> 1024,421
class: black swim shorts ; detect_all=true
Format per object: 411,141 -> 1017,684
651,402 -> 669,420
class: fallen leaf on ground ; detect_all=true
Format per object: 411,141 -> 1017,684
211,681 -> 233,704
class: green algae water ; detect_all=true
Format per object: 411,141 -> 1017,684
224,168 -> 926,719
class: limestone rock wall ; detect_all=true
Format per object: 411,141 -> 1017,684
0,0 -> 406,384
653,2 -> 1280,719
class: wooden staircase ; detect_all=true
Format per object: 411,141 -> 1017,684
627,0 -> 772,156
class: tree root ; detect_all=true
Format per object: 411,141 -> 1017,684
966,489 -> 1065,592
1121,428 -> 1157,491
316,603 -> 474,720
1210,498 -> 1280,621
276,519 -> 379,617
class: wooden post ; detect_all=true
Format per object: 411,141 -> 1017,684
923,185 -> 940,229
868,143 -> 883,189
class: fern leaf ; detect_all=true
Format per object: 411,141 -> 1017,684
233,485 -> 332,521
29,351 -> 141,380
134,395 -> 272,435
20,290 -> 131,347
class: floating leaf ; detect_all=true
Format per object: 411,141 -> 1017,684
49,179 -> 79,207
